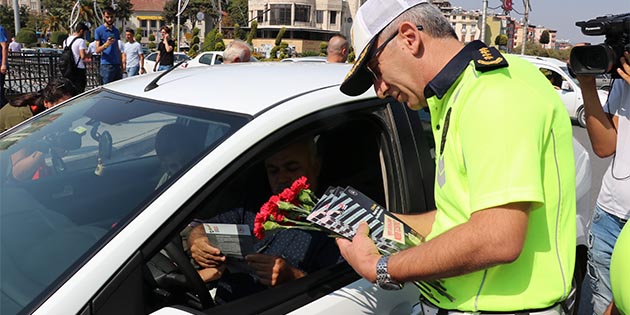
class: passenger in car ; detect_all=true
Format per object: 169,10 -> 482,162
154,123 -> 200,188
187,136 -> 341,304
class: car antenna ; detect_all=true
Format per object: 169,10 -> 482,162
144,59 -> 189,92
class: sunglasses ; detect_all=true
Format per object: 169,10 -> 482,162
366,25 -> 423,81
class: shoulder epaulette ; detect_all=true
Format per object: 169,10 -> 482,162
472,46 -> 509,72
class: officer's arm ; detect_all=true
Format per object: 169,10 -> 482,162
393,211 -> 435,238
338,202 -> 530,283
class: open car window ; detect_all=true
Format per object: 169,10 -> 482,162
142,106 -> 391,312
0,90 -> 248,315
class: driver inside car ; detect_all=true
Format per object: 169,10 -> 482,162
187,136 -> 342,304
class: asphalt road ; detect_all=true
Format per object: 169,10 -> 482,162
572,124 -> 612,211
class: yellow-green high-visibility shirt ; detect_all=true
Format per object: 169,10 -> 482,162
423,42 -> 576,312
611,223 -> 630,315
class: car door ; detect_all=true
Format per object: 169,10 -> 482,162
78,96 -> 435,315
538,65 -> 581,117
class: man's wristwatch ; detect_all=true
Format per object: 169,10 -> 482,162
375,255 -> 403,290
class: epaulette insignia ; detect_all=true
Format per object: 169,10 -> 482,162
472,46 -> 509,72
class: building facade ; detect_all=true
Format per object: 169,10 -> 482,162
1,0 -> 41,13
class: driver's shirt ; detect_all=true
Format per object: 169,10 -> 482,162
193,207 -> 341,304
423,41 -> 576,311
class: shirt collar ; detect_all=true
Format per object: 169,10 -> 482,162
424,40 -> 487,99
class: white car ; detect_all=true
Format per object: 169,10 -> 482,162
0,63 -> 590,315
517,55 -> 609,127
281,56 -> 328,63
185,51 -> 224,67
144,51 -> 191,73
185,51 -> 259,68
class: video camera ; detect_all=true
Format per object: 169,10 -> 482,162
570,13 -> 630,76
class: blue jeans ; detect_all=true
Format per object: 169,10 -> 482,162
100,64 -> 123,84
579,205 -> 627,315
157,64 -> 173,71
126,65 -> 139,77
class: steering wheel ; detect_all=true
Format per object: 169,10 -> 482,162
163,236 -> 216,309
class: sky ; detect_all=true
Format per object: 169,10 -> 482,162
446,0 -> 630,44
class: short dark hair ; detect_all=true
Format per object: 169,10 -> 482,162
160,26 -> 171,34
103,6 -> 114,15
126,28 -> 135,35
42,78 -> 78,104
75,22 -> 89,33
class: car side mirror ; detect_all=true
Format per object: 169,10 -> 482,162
561,81 -> 572,91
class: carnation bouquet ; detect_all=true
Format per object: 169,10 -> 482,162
254,177 -> 454,303
253,176 -> 323,240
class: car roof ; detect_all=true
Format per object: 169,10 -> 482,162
104,62 -> 357,116
514,54 -> 567,68
281,56 -> 328,63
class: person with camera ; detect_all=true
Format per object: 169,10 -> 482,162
574,49 -> 630,315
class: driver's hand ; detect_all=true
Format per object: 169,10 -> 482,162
245,254 -> 305,287
189,229 -> 226,268
198,265 -> 226,283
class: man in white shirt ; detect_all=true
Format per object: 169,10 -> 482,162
122,29 -> 144,76
63,22 -> 89,92
8,37 -> 21,52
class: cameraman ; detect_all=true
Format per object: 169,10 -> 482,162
576,50 -> 630,315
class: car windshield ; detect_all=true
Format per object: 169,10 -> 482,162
0,89 -> 248,314
560,66 -> 580,86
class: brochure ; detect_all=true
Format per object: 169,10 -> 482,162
203,223 -> 256,274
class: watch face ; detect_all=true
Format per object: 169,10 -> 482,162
378,280 -> 404,291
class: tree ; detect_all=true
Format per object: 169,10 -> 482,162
226,0 -> 247,27
233,23 -> 245,40
113,0 -> 134,31
202,28 -> 218,51
16,28 -> 37,46
135,28 -> 143,42
494,34 -> 508,46
246,20 -> 257,46
274,27 -> 285,46
539,30 -> 550,45
319,42 -> 327,56
163,0 -> 216,30
51,31 -> 68,45
43,8 -> 68,34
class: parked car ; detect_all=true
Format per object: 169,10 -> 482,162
186,51 -> 224,67
0,63 -> 590,315
186,51 -> 259,67
595,73 -> 613,91
144,52 -> 191,73
517,55 -> 609,128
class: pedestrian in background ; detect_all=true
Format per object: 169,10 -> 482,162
0,77 -> 78,132
336,0 -> 576,314
122,29 -> 144,76
222,39 -> 252,64
0,24 -> 8,108
153,26 -> 174,72
62,22 -> 89,92
8,37 -> 21,52
326,34 -> 349,63
94,6 -> 123,84
576,48 -> 630,315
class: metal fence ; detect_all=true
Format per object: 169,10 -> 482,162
5,51 -> 102,96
